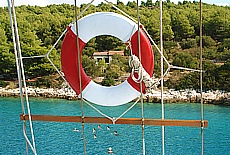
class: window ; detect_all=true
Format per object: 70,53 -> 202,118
105,58 -> 109,63
97,58 -> 102,62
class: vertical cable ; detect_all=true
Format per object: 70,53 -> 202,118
74,1 -> 86,154
136,0 -> 145,155
9,0 -> 37,154
7,0 -> 29,154
199,1 -> 204,155
160,0 -> 165,155
7,0 -> 24,117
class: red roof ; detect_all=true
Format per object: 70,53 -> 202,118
93,51 -> 124,56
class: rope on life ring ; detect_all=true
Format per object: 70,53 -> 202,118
129,55 -> 159,93
61,12 -> 154,106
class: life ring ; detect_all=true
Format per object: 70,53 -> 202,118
61,12 -> 154,106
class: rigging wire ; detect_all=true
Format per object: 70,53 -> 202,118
135,0 -> 146,154
7,0 -> 37,154
74,1 -> 87,154
199,1 -> 205,155
6,0 -> 29,153
159,0 -> 165,155
83,98 -> 141,124
104,0 -> 137,22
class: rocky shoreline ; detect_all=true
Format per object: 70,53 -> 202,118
0,87 -> 229,106
145,89 -> 230,105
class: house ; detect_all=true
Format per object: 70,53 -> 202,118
93,51 -> 124,64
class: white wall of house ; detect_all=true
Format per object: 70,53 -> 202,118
93,51 -> 124,64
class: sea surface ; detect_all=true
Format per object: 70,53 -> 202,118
0,97 -> 229,155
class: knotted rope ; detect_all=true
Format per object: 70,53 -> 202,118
129,55 -> 159,93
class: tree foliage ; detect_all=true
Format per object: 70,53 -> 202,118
172,60 -> 230,91
172,52 -> 198,69
0,1 -> 229,91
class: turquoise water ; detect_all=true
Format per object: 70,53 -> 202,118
0,97 -> 229,155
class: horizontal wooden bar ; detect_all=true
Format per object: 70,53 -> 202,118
20,114 -> 208,128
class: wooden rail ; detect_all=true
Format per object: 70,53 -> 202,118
20,114 -> 208,128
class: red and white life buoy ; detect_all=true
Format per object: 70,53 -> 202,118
61,12 -> 154,106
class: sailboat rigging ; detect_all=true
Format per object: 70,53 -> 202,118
6,0 -> 208,155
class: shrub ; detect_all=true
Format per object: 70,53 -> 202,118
0,80 -> 7,87
180,38 -> 197,49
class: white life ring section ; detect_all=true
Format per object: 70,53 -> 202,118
61,12 -> 154,106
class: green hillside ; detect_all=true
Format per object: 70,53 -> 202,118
0,1 -> 229,91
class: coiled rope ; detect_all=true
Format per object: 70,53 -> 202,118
129,55 -> 159,93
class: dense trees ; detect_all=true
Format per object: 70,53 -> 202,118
169,60 -> 230,92
0,1 -> 229,91
172,52 -> 198,69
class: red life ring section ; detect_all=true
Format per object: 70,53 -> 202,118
61,12 -> 154,106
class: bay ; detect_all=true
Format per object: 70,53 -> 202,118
0,97 -> 229,155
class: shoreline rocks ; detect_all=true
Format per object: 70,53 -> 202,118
0,87 -> 229,105
0,87 -> 78,100
144,89 -> 230,105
